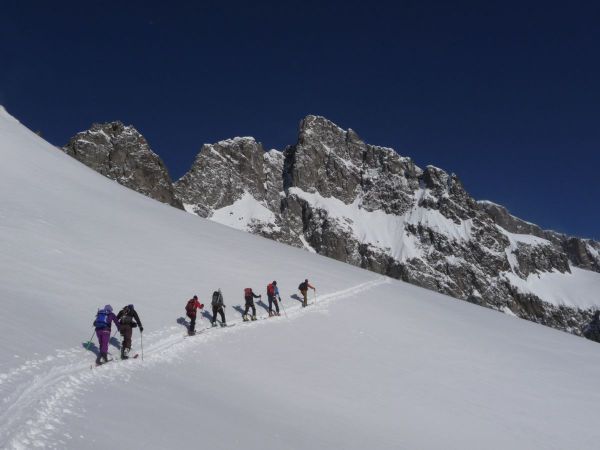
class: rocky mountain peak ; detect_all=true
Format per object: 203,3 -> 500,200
63,122 -> 181,208
174,136 -> 283,218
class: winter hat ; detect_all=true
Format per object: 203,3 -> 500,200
273,281 -> 277,285
104,304 -> 113,312
193,295 -> 198,300
128,304 -> 134,309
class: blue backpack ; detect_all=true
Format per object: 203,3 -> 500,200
94,309 -> 111,329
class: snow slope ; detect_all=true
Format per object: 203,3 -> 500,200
1,105 -> 600,449
209,191 -> 278,231
504,267 -> 600,309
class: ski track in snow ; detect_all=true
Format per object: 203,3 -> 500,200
0,277 -> 388,449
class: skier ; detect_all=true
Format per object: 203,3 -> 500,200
298,279 -> 316,307
583,311 -> 600,343
211,289 -> 227,327
117,304 -> 143,359
185,295 -> 204,335
93,305 -> 120,365
267,281 -> 281,316
243,288 -> 261,321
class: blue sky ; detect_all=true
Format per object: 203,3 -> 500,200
1,1 -> 598,239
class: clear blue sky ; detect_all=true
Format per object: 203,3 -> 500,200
1,1 -> 598,239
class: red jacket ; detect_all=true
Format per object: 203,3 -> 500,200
186,298 -> 204,317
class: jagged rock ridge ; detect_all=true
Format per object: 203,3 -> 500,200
64,116 -> 600,337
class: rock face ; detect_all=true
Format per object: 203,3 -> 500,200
479,201 -> 600,272
63,115 -> 600,337
63,122 -> 182,208
173,115 -> 600,336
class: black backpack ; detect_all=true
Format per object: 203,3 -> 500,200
119,306 -> 134,325
212,291 -> 223,307
298,281 -> 307,291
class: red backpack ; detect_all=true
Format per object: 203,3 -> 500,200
244,288 -> 252,297
185,299 -> 196,314
267,284 -> 275,296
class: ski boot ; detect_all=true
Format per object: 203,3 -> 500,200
269,311 -> 274,317
211,321 -> 217,327
220,321 -> 227,327
251,315 -> 257,321
243,315 -> 249,322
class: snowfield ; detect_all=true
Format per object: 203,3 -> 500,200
1,105 -> 600,449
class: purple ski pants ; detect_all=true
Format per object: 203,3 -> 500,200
96,328 -> 111,354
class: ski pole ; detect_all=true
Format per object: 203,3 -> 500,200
140,331 -> 144,361
279,297 -> 288,319
86,330 -> 95,350
313,290 -> 317,305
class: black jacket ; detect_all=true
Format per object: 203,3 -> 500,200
117,306 -> 142,328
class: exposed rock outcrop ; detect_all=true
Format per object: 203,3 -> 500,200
63,122 -> 182,208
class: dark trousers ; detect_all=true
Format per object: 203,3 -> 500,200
244,298 -> 256,316
120,325 -> 133,350
187,314 -> 197,332
268,295 -> 279,313
212,305 -> 225,323
301,290 -> 308,307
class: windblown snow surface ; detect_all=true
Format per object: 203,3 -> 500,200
1,106 -> 600,449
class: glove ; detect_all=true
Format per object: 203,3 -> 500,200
139,326 -> 144,333
200,303 -> 204,309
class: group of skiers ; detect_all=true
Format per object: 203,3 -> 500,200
184,279 -> 316,334
91,279 -> 317,364
92,280 -> 600,365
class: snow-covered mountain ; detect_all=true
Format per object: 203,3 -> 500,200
2,105 -> 600,449
64,115 -> 600,337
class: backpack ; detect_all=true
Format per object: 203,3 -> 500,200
267,284 -> 275,296
119,306 -> 134,325
244,288 -> 252,298
185,299 -> 196,315
212,291 -> 223,307
298,281 -> 307,291
94,308 -> 110,329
